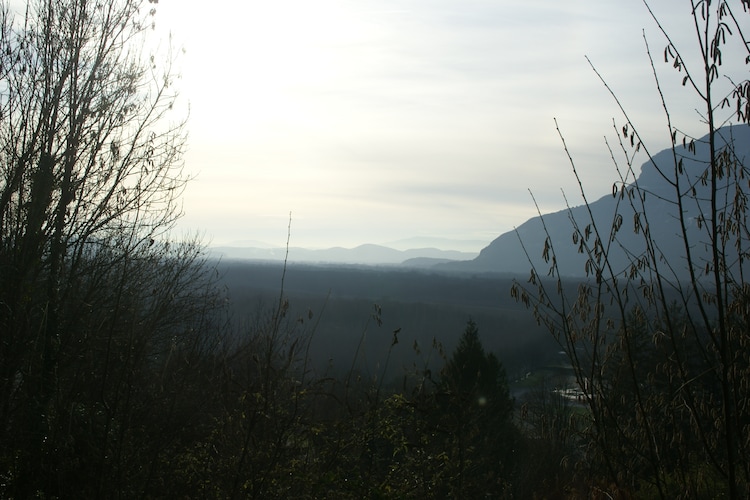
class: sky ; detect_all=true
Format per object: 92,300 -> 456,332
155,0 -> 721,251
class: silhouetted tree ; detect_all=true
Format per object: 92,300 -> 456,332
0,0 -> 228,496
436,319 -> 516,497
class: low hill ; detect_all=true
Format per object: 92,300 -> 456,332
210,243 -> 477,266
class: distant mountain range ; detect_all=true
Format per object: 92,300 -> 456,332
439,124 -> 750,278
211,125 -> 750,276
208,243 -> 478,267
383,237 -> 488,253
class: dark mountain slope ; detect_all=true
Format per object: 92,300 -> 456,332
439,124 -> 750,278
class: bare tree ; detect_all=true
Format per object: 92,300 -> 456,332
512,1 -> 750,497
0,0 -> 217,496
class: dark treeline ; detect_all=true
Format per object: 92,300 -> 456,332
218,259 -> 559,377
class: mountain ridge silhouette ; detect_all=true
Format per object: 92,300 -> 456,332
438,124 -> 750,278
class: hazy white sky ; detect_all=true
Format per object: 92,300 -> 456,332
157,0 -> 715,250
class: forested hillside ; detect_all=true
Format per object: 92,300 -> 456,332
217,260 -> 558,377
1,0 -> 749,498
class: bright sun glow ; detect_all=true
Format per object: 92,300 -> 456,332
156,1 -> 699,249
